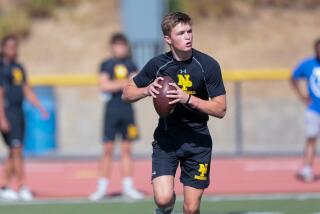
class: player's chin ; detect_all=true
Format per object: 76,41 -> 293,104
183,46 -> 192,51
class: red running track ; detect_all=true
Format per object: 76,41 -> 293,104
0,157 -> 319,198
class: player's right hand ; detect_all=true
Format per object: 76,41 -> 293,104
146,77 -> 163,98
0,117 -> 10,133
302,96 -> 311,106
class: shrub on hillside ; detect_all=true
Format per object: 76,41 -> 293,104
0,0 -> 81,38
172,0 -> 320,19
56,0 -> 80,7
0,9 -> 30,39
252,0 -> 320,9
25,0 -> 56,18
24,0 -> 81,18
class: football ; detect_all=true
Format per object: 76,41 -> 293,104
153,76 -> 177,118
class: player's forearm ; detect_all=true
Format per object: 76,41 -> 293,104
122,84 -> 148,103
23,85 -> 43,110
290,78 -> 307,101
100,80 -> 127,93
0,89 -> 6,119
189,95 -> 226,118
26,93 -> 42,109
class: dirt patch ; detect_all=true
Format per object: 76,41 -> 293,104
20,0 -> 120,74
18,1 -> 320,74
194,8 -> 320,70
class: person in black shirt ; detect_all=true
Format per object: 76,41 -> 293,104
0,34 -> 48,201
122,12 -> 226,214
89,33 -> 143,201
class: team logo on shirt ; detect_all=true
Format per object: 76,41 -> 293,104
177,74 -> 196,95
310,67 -> 320,98
12,68 -> 23,85
194,163 -> 208,181
114,64 -> 128,80
179,68 -> 187,74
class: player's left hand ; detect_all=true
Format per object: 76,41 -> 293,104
166,83 -> 190,104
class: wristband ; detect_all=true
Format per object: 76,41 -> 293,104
186,94 -> 191,104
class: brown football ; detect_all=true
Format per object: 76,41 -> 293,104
153,76 -> 177,118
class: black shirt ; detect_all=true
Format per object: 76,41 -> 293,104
100,58 -> 137,108
133,49 -> 226,132
0,60 -> 27,108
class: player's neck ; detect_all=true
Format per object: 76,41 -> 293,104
2,57 -> 12,64
171,47 -> 192,62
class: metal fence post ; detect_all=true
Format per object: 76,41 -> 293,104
235,81 -> 243,155
121,0 -> 165,69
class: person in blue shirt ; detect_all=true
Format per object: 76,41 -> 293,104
89,33 -> 143,200
0,34 -> 48,200
291,38 -> 320,182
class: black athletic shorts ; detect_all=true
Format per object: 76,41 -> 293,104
151,127 -> 212,189
103,105 -> 138,142
1,107 -> 25,148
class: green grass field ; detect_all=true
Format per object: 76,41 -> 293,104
0,196 -> 320,214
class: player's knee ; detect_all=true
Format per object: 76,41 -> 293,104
183,202 -> 200,214
11,147 -> 23,158
307,138 -> 317,145
103,149 -> 112,157
103,144 -> 114,157
121,146 -> 132,158
8,149 -> 14,158
154,193 -> 174,208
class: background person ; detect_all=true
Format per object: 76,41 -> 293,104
291,38 -> 320,182
89,33 -> 143,200
0,34 -> 48,201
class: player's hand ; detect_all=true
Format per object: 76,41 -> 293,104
39,108 -> 49,120
166,83 -> 189,104
301,96 -> 311,106
146,77 -> 163,98
0,117 -> 10,133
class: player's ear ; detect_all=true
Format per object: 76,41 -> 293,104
164,35 -> 172,45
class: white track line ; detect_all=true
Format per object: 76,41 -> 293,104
246,213 -> 282,214
203,193 -> 320,202
1,193 -> 320,206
